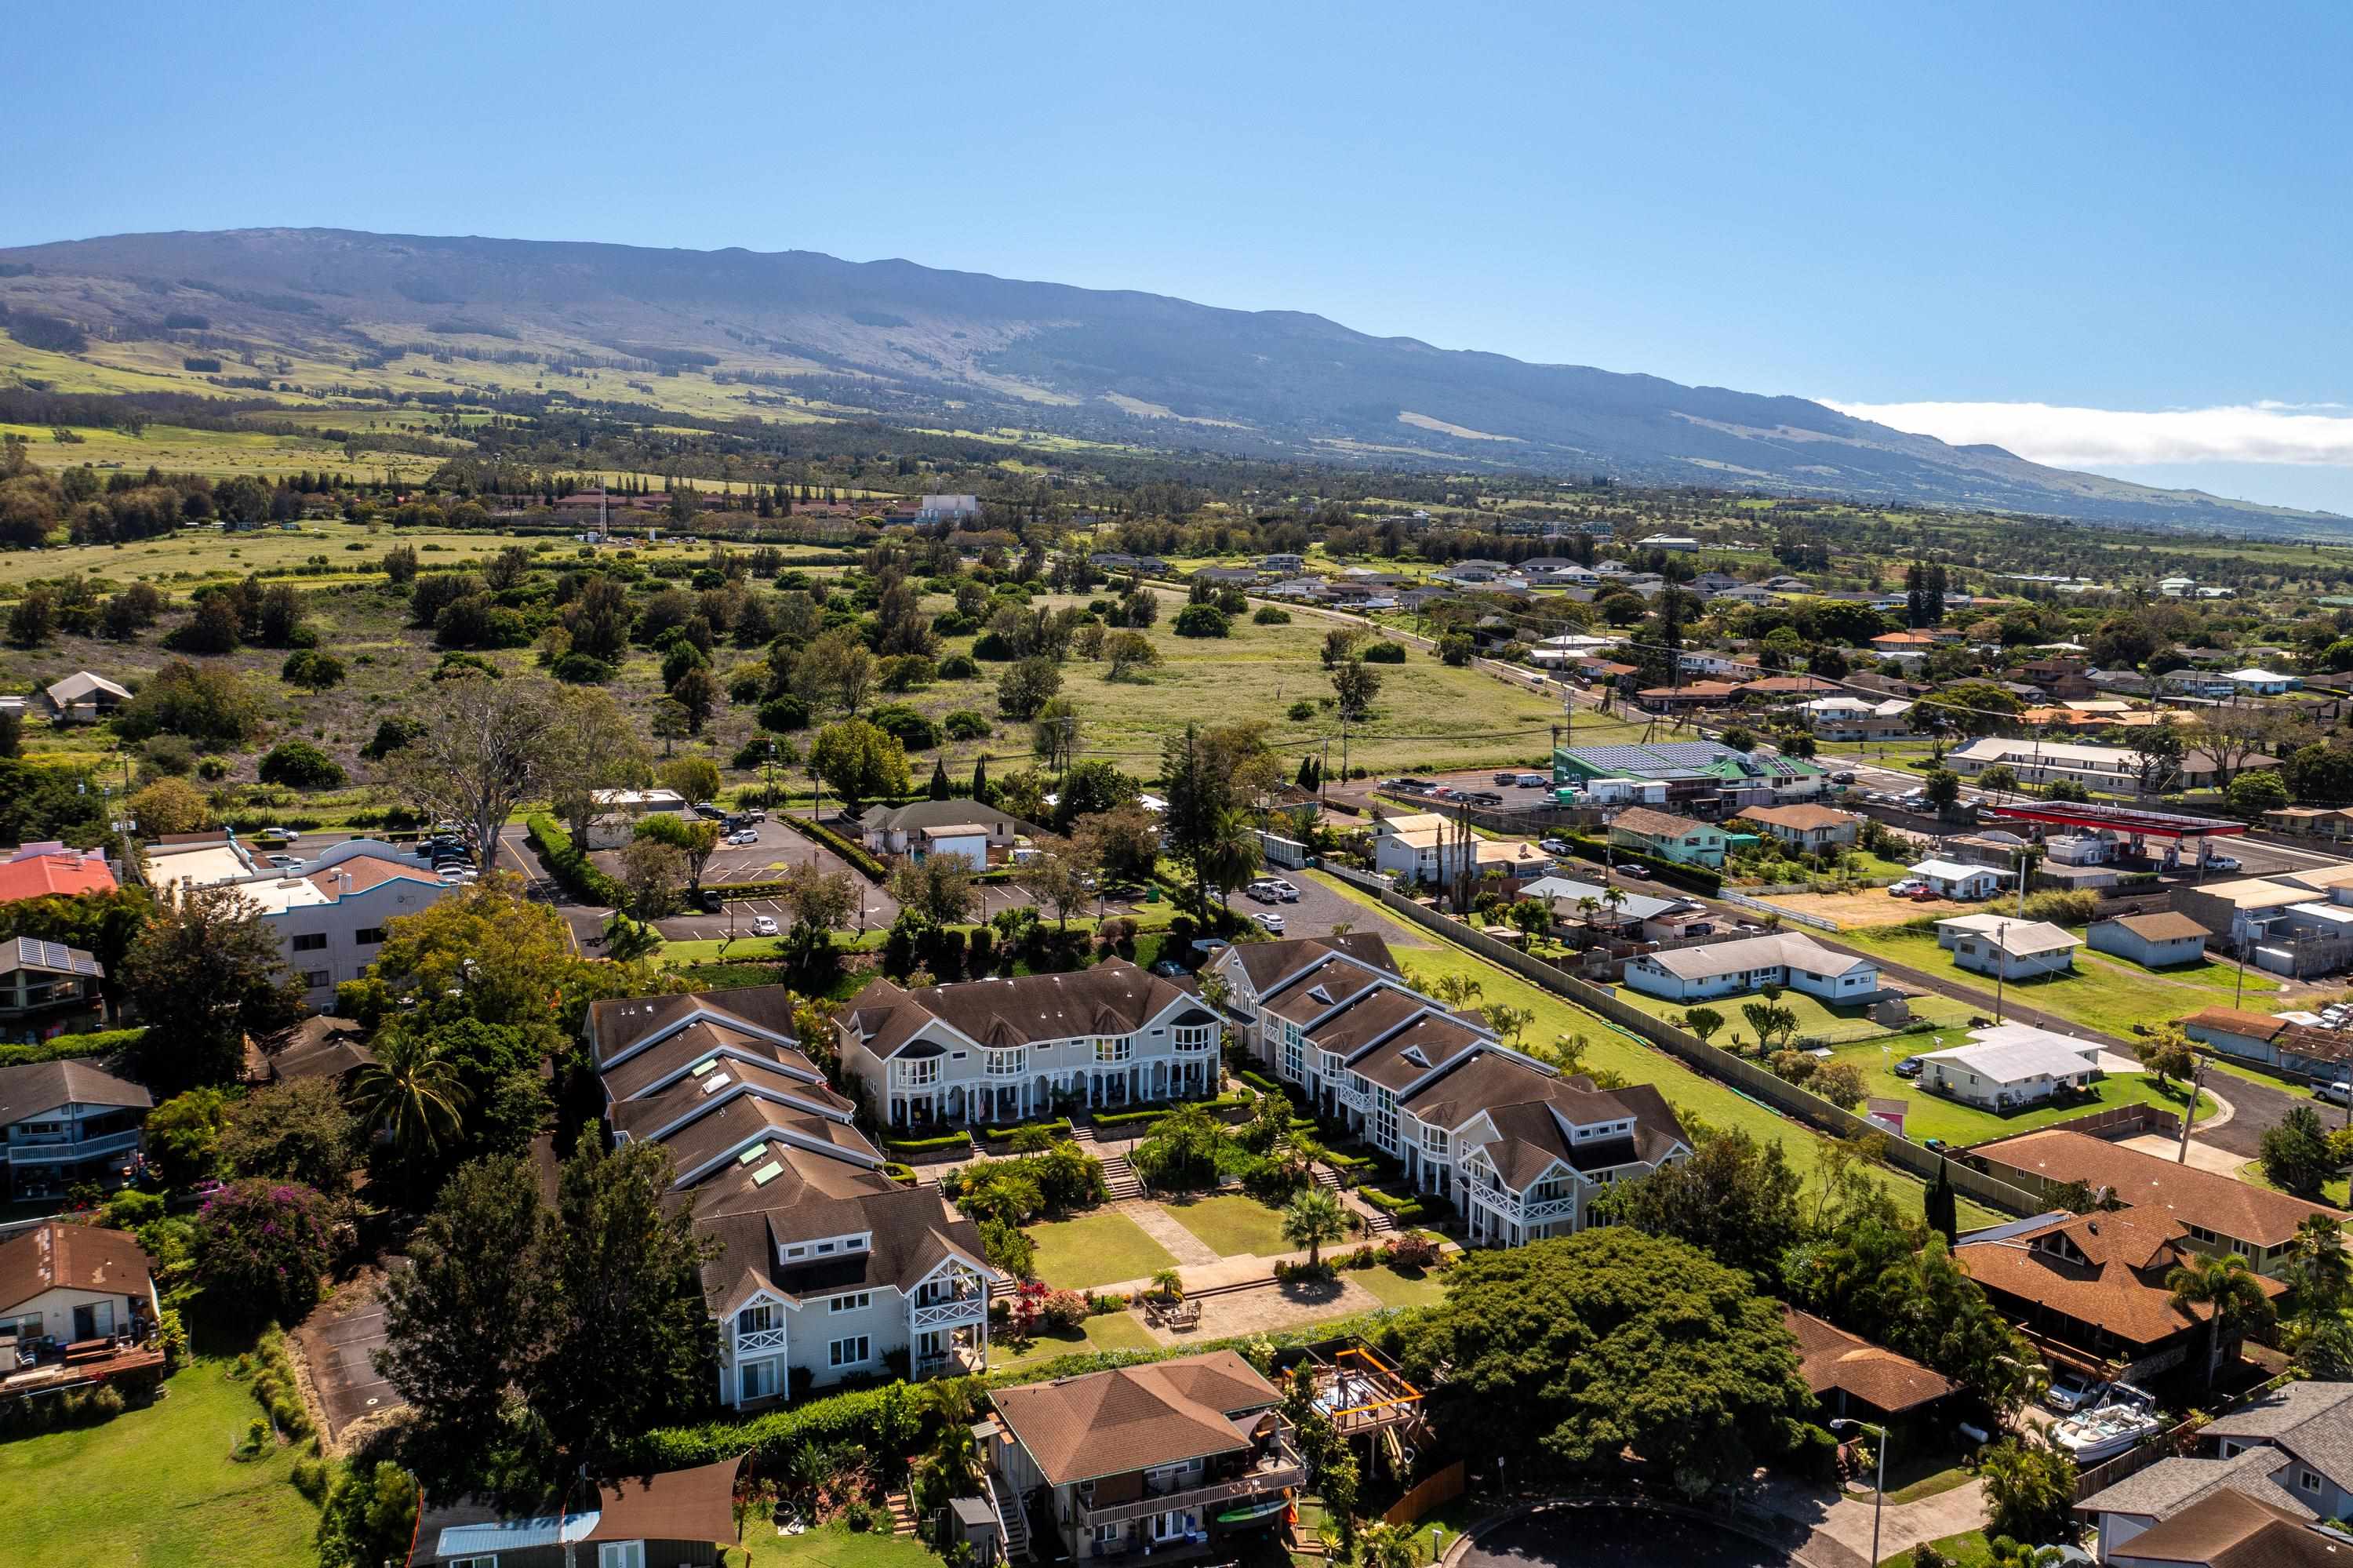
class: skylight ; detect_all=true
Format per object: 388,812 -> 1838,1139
751,1161 -> 784,1186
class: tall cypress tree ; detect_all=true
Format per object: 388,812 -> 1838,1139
969,754 -> 991,806
929,758 -> 951,801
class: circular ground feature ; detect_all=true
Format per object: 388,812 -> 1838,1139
1461,1504 -> 1798,1568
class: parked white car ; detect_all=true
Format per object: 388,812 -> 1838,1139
2319,1080 -> 2353,1107
1254,911 -> 1286,934
726,829 -> 758,846
749,915 -> 779,937
1266,879 -> 1300,902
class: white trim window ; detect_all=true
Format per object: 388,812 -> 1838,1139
599,1544 -> 647,1568
449,1558 -> 499,1568
739,1356 -> 782,1401
1094,1036 -> 1131,1063
1282,1037 -> 1305,1083
829,1335 -> 871,1368
736,1304 -> 776,1336
829,1292 -> 872,1313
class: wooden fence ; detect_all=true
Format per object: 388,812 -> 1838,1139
1383,1461 -> 1465,1526
1324,868 -> 2044,1217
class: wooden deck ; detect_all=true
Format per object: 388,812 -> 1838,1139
1,1341 -> 166,1399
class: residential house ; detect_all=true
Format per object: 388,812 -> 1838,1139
1622,931 -> 1882,1005
1712,582 -> 1783,606
1513,876 -> 1711,941
918,493 -> 982,522
985,1352 -> 1304,1563
1915,1024 -> 2100,1109
242,852 -> 461,1010
1797,697 -> 1914,742
2222,668 -> 2300,695
2079,1453 -> 2323,1565
2180,1007 -> 2353,1083
1782,1306 -> 1956,1439
1871,631 -> 1938,659
0,843 -> 116,904
2089,913 -> 2211,969
1258,552 -> 1307,573
1932,911 -> 2078,977
1555,740 -> 1830,813
1635,680 -> 1740,714
408,1456 -> 745,1567
839,963 -> 1220,1126
1738,803 -> 1860,853
2017,657 -> 2097,698
1606,806 -> 1726,868
2263,807 -> 2353,841
586,987 -> 997,1406
0,1060 -> 151,1199
0,1222 -> 158,1355
1735,675 -> 1840,704
257,1015 -> 376,1086
861,799 -> 1043,860
37,671 -> 131,723
586,788 -> 689,850
1908,860 -> 2011,901
0,937 -> 104,1042
2161,671 -> 2241,700
1207,935 -> 1690,1236
1636,534 -> 1700,551
1970,1129 -> 2339,1279
1369,812 -> 1552,885
1957,1204 -> 2285,1382
1690,570 -> 1744,595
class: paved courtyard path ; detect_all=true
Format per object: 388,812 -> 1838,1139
1118,1199 -> 1224,1267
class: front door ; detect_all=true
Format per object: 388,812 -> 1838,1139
71,1301 -> 111,1341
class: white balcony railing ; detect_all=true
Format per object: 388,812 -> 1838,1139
735,1326 -> 787,1353
913,1297 -> 987,1331
5,1129 -> 140,1165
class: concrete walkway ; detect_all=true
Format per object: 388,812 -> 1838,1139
2119,1132 -> 2250,1176
1118,1199 -> 1223,1268
1758,1474 -> 1988,1566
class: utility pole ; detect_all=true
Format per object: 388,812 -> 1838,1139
1994,919 -> 2008,1024
2176,1050 -> 2209,1165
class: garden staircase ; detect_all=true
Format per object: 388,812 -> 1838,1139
885,1490 -> 919,1538
989,1472 -> 1032,1561
1098,1151 -> 1144,1202
1311,1166 -> 1342,1193
1358,1204 -> 1396,1236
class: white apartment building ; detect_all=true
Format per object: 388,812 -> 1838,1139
240,847 -> 460,1008
838,962 -> 1221,1129
586,987 -> 997,1409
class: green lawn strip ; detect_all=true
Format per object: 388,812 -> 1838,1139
1832,923 -> 2244,1035
0,1351 -> 322,1568
735,1519 -> 955,1568
1026,1210 -> 1180,1290
1882,1530 -> 1991,1568
1160,1193 -> 1294,1258
2075,946 -> 2278,999
991,1310 -> 1159,1374
1307,872 -> 2001,1228
1823,1036 -> 2213,1146
1607,978 -> 1975,1047
1355,1264 -> 1449,1308
2236,1159 -> 2352,1208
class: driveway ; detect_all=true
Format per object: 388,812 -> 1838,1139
293,1265 -> 405,1443
2187,1068 -> 2314,1159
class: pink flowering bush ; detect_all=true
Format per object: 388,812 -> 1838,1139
195,1178 -> 335,1322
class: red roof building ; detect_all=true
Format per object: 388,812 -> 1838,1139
0,846 -> 117,905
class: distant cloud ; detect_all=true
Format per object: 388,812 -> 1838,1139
1823,398 -> 2353,469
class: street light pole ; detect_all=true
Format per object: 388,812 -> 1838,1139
1830,1419 -> 1886,1568
1995,919 -> 2008,1024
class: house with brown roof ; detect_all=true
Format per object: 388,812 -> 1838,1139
838,962 -> 1220,1127
237,843 -> 461,1009
1606,806 -> 1727,868
258,1015 -> 376,1085
2080,1384 -> 2353,1563
0,1222 -> 158,1366
2104,1488 -> 2348,1568
1973,1129 -> 2340,1282
2090,912 -> 2212,970
1781,1306 -> 1955,1435
1736,803 -> 1861,852
408,1454 -> 745,1566
1635,679 -> 1740,713
984,1351 -> 1305,1562
2180,1007 -> 2353,1084
0,1059 -> 151,1200
1955,1202 -> 2288,1383
587,988 -> 997,1409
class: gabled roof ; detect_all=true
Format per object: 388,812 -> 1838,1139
1739,804 -> 1859,833
584,986 -> 801,1069
2104,911 -> 2211,943
0,1059 -> 151,1127
0,1223 -> 151,1314
860,799 -> 1042,837
2205,1382 -> 2353,1497
1219,932 -> 1402,998
266,1015 -> 376,1082
1973,1130 -> 2340,1248
1609,806 -> 1713,839
2093,1486 -> 2340,1568
2077,1446 -> 2315,1524
1638,930 -> 1870,982
992,1351 -> 1280,1486
42,671 -> 130,705
840,961 -> 1192,1057
1920,1027 -> 2100,1082
0,848 -> 117,904
1958,1207 -> 2284,1348
1782,1307 -> 1955,1415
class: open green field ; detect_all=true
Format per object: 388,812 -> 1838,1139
1162,1193 -> 1294,1258
734,1519 -> 951,1568
1829,922 -> 2276,1035
1313,873 -> 2006,1228
1026,1210 -> 1179,1290
1817,1037 -> 2213,1146
0,1350 -> 321,1568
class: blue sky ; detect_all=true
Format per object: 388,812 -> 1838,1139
15,2 -> 2353,508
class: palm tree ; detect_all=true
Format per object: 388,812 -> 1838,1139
1601,886 -> 1628,925
2166,1250 -> 2274,1389
1354,1522 -> 1424,1568
1150,1268 -> 1184,1303
354,1032 -> 467,1162
1198,807 -> 1263,915
2286,1214 -> 2353,1317
1282,1189 -> 1350,1271
1427,971 -> 1483,1010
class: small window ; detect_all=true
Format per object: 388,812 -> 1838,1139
830,1292 -> 871,1313
304,970 -> 331,989
355,927 -> 386,946
450,1557 -> 500,1568
829,1335 -> 871,1368
599,1544 -> 647,1568
2304,1469 -> 2323,1494
290,933 -> 329,952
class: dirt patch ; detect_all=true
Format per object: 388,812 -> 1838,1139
1753,888 -> 1980,928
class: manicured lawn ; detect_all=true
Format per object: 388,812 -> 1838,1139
1355,1264 -> 1449,1308
1609,978 -> 1977,1047
0,1350 -> 322,1568
1824,1036 -> 2213,1146
991,1310 -> 1159,1374
1882,1530 -> 1991,1567
732,1519 -> 952,1568
1026,1210 -> 1179,1290
1831,923 -> 2262,1035
1311,872 -> 2008,1230
2238,1159 -> 2353,1208
1162,1193 -> 1294,1258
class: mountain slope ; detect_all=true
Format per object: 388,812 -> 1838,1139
0,226 -> 2335,532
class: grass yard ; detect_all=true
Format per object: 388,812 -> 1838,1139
1608,978 -> 1977,1047
730,1519 -> 950,1568
991,1309 -> 1159,1374
2238,1159 -> 2353,1208
1311,873 -> 2007,1230
1822,1037 -> 2213,1146
0,1350 -> 321,1568
2078,947 -> 2280,1001
1831,922 -> 2264,1035
1161,1193 -> 1295,1258
1882,1530 -> 1992,1568
1026,1210 -> 1180,1290
1355,1264 -> 1449,1308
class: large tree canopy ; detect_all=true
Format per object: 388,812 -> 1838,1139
1393,1228 -> 1809,1495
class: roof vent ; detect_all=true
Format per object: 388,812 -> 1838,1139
700,1073 -> 733,1095
751,1161 -> 784,1187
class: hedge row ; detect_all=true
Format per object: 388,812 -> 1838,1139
1239,1070 -> 1283,1096
525,815 -> 629,908
883,1132 -> 972,1154
782,814 -> 889,881
1093,1092 -> 1253,1129
980,1117 -> 1073,1144
0,1026 -> 146,1070
1555,832 -> 1723,896
1358,1187 -> 1427,1221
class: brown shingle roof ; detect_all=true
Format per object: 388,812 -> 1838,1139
0,1223 -> 152,1314
1782,1306 -> 1954,1416
2181,1006 -> 2291,1042
992,1351 -> 1280,1486
1958,1207 -> 2286,1349
1226,933 -> 1401,995
842,961 -> 1190,1057
2105,912 -> 2211,943
1740,804 -> 1860,833
1609,806 -> 1712,840
585,1456 -> 744,1545
2104,1487 -> 2342,1568
584,987 -> 802,1069
1973,1129 -> 2341,1246
0,1060 -> 151,1128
